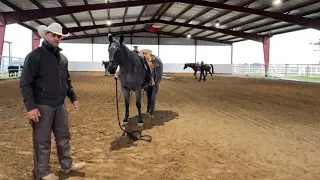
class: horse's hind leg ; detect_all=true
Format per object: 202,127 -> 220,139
149,85 -> 159,118
135,88 -> 143,126
145,88 -> 152,114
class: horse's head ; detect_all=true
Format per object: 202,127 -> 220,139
107,34 -> 125,74
183,63 -> 188,69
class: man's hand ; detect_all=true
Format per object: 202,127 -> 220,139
28,108 -> 41,122
73,101 -> 79,108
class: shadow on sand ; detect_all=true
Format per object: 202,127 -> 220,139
58,171 -> 86,180
109,110 -> 179,151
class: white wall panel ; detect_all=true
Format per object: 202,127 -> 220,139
68,61 -> 232,74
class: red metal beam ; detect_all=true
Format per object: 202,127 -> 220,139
180,0 -> 320,30
32,32 -> 40,50
0,0 -> 173,25
0,25 -> 5,57
0,23 -> 5,67
263,36 -> 270,77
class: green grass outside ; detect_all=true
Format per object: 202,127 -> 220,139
238,73 -> 320,83
0,73 -> 20,79
286,76 -> 320,83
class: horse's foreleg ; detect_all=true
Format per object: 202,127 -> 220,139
122,88 -> 130,126
135,88 -> 143,126
194,71 -> 197,79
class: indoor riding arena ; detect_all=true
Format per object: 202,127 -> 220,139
0,0 -> 320,180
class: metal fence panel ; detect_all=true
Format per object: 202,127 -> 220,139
232,64 -> 320,83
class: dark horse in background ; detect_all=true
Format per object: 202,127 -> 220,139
183,63 -> 214,80
107,34 -> 163,127
8,65 -> 23,77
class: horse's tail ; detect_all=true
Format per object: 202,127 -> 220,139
210,64 -> 214,74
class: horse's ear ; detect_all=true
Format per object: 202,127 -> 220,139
108,34 -> 113,43
120,34 -> 124,44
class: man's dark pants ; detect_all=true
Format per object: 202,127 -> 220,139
31,104 -> 73,179
199,69 -> 206,81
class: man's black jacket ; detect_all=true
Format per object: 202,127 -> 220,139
20,40 -> 77,112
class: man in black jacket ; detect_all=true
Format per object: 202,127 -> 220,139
20,23 -> 85,180
199,61 -> 206,81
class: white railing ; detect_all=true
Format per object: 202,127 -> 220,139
0,56 -> 24,79
232,64 -> 320,83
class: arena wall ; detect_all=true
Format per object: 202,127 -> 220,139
68,61 -> 233,74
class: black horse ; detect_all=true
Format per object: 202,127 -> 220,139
8,65 -> 23,77
183,63 -> 214,80
102,60 -> 109,68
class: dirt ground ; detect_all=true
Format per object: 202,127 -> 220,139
0,72 -> 320,180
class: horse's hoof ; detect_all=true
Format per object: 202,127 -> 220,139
137,122 -> 144,127
149,115 -> 154,119
121,121 -> 128,126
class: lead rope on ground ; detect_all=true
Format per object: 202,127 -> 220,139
115,78 -> 152,142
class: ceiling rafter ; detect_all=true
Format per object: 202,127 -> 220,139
63,29 -> 231,45
84,0 -> 99,35
0,0 -> 44,32
188,0 -> 256,37
57,0 -> 87,36
156,3 -> 174,20
132,5 -> 147,31
1,0 -> 318,30
158,4 -> 194,31
120,0 -> 130,32
28,0 -> 76,37
62,19 -> 265,42
207,0 -> 320,39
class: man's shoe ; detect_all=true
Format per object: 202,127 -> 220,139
42,173 -> 59,180
60,162 -> 86,174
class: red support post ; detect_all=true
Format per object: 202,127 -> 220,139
32,32 -> 40,50
263,36 -> 270,77
0,25 -> 6,67
0,26 -> 5,56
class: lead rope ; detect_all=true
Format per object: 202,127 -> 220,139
115,78 -> 152,142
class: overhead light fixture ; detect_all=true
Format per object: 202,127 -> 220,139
187,33 -> 191,38
273,0 -> 281,5
107,20 -> 112,25
215,20 -> 220,27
